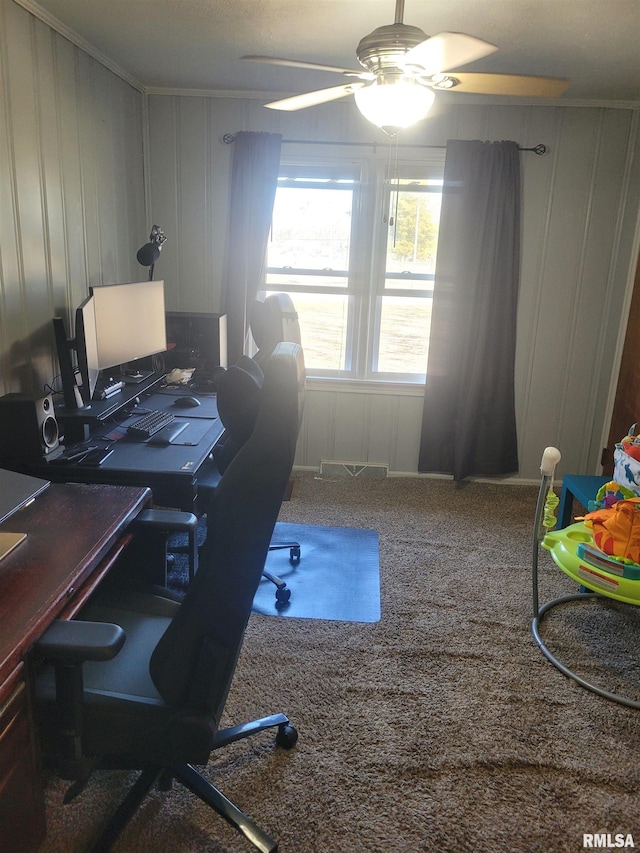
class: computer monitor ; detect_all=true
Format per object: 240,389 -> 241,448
75,294 -> 101,403
89,279 -> 167,378
54,280 -> 168,409
52,316 -> 85,410
165,311 -> 228,373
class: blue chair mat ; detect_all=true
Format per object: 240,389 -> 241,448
167,521 -> 381,623
254,522 -> 380,622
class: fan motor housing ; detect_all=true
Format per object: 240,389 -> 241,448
356,23 -> 427,73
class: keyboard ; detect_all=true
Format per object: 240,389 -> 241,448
127,409 -> 176,439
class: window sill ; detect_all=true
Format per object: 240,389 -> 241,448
305,376 -> 425,396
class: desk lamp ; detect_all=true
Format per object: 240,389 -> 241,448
136,225 -> 167,280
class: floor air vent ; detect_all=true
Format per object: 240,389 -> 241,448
320,461 -> 388,478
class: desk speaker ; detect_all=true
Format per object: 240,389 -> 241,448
0,393 -> 60,459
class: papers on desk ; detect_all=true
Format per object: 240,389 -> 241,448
0,532 -> 26,562
165,368 -> 195,385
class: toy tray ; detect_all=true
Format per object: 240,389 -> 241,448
543,523 -> 640,606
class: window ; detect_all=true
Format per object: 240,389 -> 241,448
376,176 -> 442,378
265,156 -> 443,383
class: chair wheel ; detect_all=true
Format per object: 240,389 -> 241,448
275,587 -> 291,604
289,546 -> 301,563
276,723 -> 298,749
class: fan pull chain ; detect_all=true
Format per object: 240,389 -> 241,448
383,141 -> 393,225
391,136 -> 400,246
382,136 -> 400,245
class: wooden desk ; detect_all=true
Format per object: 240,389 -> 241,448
0,481 -> 151,853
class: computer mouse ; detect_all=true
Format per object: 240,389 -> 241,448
173,395 -> 201,408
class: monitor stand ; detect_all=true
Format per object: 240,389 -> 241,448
119,370 -> 154,384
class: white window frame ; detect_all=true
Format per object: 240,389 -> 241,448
265,151 -> 445,386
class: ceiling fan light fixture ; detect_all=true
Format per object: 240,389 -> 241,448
354,78 -> 435,134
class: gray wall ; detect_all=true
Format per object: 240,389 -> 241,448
2,0 -> 639,483
0,0 -> 146,397
145,94 -> 640,481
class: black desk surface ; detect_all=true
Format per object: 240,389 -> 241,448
35,386 -> 224,511
55,372 -> 163,423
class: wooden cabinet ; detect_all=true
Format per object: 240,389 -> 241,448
0,672 -> 45,852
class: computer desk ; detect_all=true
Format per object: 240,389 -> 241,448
29,380 -> 225,512
0,480 -> 151,853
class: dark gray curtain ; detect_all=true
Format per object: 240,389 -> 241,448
418,139 -> 521,482
222,131 -> 282,364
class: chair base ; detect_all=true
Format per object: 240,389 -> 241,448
262,541 -> 301,606
88,714 -> 297,853
169,531 -> 301,604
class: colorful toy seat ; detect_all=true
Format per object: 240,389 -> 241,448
531,447 -> 640,709
543,523 -> 640,607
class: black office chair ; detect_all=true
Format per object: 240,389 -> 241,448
250,293 -> 301,369
206,352 -> 302,606
249,294 -> 303,595
32,342 -> 306,853
194,297 -> 304,604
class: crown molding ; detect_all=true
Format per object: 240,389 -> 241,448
143,86 -> 640,110
143,87 -> 276,99
12,0 -> 145,92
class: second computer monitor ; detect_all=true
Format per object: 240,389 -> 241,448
90,279 -> 167,371
165,312 -> 228,373
75,294 -> 101,403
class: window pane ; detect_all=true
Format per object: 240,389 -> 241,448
269,186 -> 353,271
267,290 -> 349,372
376,296 -> 432,375
385,188 -> 441,289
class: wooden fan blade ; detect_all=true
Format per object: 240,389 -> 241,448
400,32 -> 498,75
439,72 -> 569,97
264,82 -> 367,111
242,55 -> 371,78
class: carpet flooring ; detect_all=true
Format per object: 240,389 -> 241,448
39,473 -> 640,852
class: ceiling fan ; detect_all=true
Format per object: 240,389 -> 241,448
242,0 -> 569,134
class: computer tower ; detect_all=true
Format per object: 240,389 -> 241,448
0,393 -> 61,460
165,312 -> 228,373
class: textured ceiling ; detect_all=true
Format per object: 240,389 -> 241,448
25,0 -> 640,103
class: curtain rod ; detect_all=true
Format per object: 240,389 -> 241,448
221,134 -> 547,155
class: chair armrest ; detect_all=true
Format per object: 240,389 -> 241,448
134,508 -> 198,533
133,508 -> 200,582
35,619 -> 125,665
